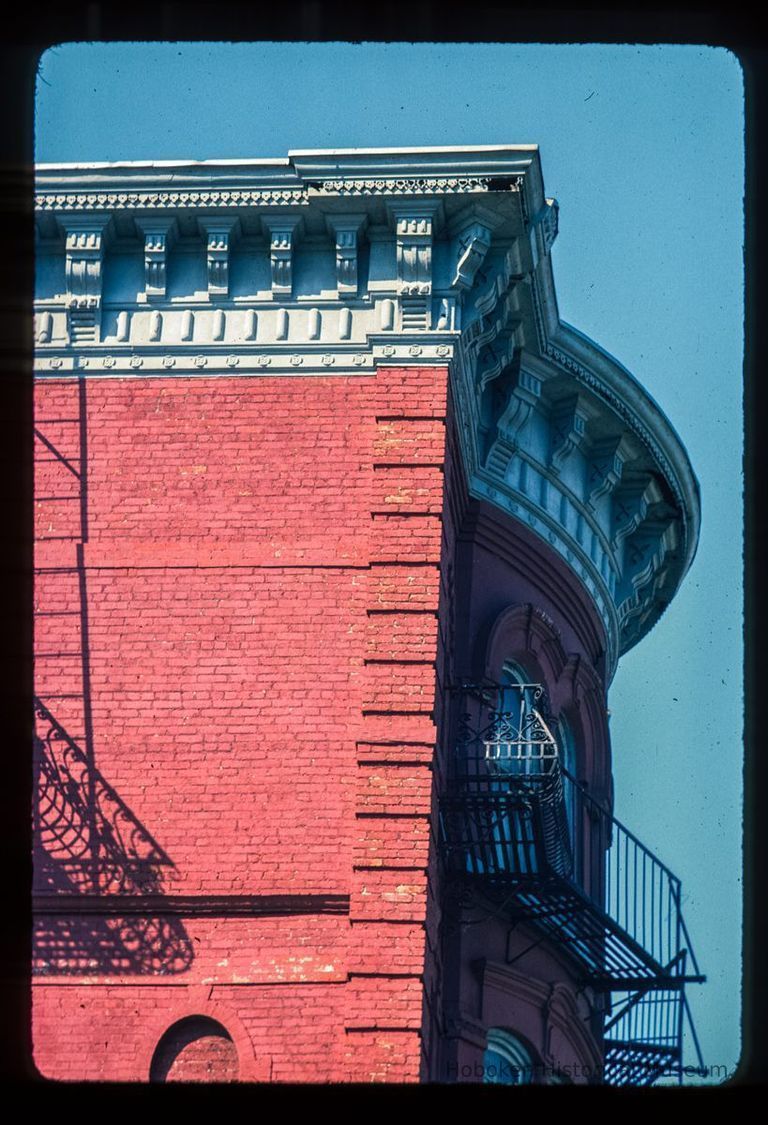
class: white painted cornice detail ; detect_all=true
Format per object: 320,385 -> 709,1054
61,215 -> 110,309
387,200 -> 442,298
326,213 -> 366,297
35,145 -> 541,213
199,216 -> 240,299
33,145 -> 699,663
135,216 -> 177,301
452,222 -> 493,291
260,214 -> 302,297
548,394 -> 590,475
33,335 -> 459,379
35,187 -> 308,212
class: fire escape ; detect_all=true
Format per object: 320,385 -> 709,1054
438,682 -> 706,1087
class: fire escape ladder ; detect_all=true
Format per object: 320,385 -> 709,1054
438,681 -> 706,1087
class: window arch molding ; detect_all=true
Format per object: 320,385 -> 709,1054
480,603 -> 610,795
481,604 -> 559,701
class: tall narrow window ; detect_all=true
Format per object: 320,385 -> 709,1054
557,712 -> 578,854
485,663 -> 574,881
482,662 -> 555,875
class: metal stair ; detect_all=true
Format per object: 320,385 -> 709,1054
439,680 -> 706,1086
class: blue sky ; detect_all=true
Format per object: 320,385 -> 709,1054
35,41 -> 744,1083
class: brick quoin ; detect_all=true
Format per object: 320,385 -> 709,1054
33,366 -> 452,1082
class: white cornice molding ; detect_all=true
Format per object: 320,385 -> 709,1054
34,145 -> 541,212
543,320 -> 701,613
33,334 -> 458,378
32,145 -> 700,662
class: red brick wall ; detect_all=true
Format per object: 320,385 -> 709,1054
33,366 -> 451,1082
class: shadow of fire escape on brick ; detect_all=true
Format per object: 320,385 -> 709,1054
33,376 -> 192,976
33,698 -> 193,976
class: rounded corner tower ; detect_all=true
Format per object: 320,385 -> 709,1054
33,145 -> 704,1085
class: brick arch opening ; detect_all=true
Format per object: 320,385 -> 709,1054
150,1015 -> 239,1083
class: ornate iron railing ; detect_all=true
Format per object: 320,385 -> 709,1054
439,680 -> 706,1085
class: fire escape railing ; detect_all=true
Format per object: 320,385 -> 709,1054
438,681 -> 706,1087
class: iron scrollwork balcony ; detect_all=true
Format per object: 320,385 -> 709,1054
438,681 -> 706,1087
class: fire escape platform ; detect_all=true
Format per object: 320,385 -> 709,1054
439,681 -> 706,1087
453,866 -> 687,988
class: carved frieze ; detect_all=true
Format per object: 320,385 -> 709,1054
315,176 -> 498,197
36,188 -> 308,211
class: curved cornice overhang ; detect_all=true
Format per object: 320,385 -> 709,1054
32,145 -> 700,676
551,319 -> 701,627
518,248 -> 701,665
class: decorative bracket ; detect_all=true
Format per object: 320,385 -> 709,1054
326,214 -> 366,297
388,201 -> 441,296
62,216 -> 110,310
587,436 -> 633,507
529,198 -> 559,268
497,367 -> 543,447
452,221 -> 493,291
135,217 -> 177,302
549,395 -> 590,475
485,366 -> 543,475
476,318 -> 518,390
262,215 -> 302,297
611,474 -> 663,550
481,352 -> 552,476
625,518 -> 677,573
619,518 -> 679,623
199,217 -> 240,299
61,215 -> 110,344
472,291 -> 522,390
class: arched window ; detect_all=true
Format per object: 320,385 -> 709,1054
150,1015 -> 238,1083
483,661 -> 544,873
483,1028 -> 535,1085
487,663 -> 576,881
